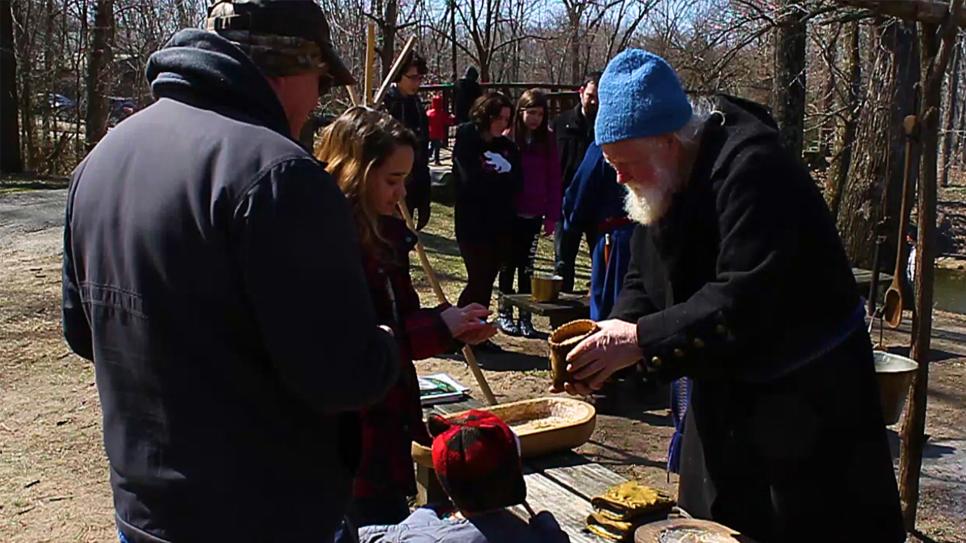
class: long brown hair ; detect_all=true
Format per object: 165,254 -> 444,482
513,89 -> 549,147
315,106 -> 417,257
469,91 -> 513,134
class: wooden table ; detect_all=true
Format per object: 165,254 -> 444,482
502,293 -> 591,329
418,397 -> 628,542
503,270 -> 890,327
852,267 -> 894,294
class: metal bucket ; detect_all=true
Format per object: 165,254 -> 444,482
531,273 -> 563,302
873,351 -> 918,425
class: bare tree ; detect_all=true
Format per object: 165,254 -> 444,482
827,20 -> 861,218
836,19 -> 919,270
773,0 -> 807,158
1,0 -> 22,173
940,36 -> 961,186
85,0 -> 114,148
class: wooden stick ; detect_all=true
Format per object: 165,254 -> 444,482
522,500 -> 537,519
373,35 -> 417,107
346,85 -> 360,107
364,22 -> 376,106
397,202 -> 498,406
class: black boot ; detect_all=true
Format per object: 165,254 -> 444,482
496,302 -> 520,336
518,311 -> 538,338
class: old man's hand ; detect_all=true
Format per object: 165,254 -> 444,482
559,319 -> 642,395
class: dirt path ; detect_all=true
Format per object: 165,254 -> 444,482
1,189 -> 964,542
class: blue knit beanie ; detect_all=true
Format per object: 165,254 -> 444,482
595,49 -> 692,146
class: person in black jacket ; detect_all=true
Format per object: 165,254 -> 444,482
453,66 -> 482,124
61,2 -> 399,542
550,71 -> 601,292
382,51 -> 432,230
560,50 -> 904,542
452,91 -> 522,310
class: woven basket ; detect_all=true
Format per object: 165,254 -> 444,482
548,319 -> 599,389
412,396 -> 596,468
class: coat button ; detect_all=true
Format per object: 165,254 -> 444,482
715,324 -> 728,336
673,348 -> 686,358
692,338 -> 705,349
650,356 -> 663,368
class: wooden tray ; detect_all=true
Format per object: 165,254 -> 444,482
413,396 -> 596,467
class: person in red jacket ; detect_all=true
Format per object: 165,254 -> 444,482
316,107 -> 497,531
427,92 -> 455,165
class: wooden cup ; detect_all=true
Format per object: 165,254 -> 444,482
548,319 -> 599,389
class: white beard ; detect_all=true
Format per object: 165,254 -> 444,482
623,167 -> 678,225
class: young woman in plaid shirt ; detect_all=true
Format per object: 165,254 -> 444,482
316,107 -> 497,529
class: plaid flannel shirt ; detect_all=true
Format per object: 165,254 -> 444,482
353,217 -> 457,498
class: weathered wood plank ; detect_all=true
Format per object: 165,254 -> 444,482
510,470 -> 608,543
503,293 -> 590,316
527,450 -> 628,501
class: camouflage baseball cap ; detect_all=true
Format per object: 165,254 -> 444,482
206,0 -> 354,87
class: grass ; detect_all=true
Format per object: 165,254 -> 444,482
409,201 -> 593,305
0,174 -> 70,194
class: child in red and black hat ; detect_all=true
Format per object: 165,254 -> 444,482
358,410 -> 569,542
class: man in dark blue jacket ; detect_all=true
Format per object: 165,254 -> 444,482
62,1 -> 399,541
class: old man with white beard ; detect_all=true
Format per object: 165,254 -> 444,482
560,50 -> 904,542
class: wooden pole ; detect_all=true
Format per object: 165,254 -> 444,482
364,21 -> 376,106
397,202 -> 498,406
898,0 -> 963,530
346,85 -> 361,107
373,35 -> 417,106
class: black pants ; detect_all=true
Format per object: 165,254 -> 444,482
554,219 -> 598,293
458,236 -> 510,308
677,330 -> 904,542
499,216 -> 542,298
429,139 -> 442,163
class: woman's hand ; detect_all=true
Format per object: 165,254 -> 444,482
441,304 -> 496,345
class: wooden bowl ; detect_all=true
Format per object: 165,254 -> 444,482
412,397 -> 596,467
548,319 -> 599,389
635,518 -> 755,542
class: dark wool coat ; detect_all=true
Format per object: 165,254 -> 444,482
62,30 -> 399,543
610,95 -> 904,542
550,104 -> 594,191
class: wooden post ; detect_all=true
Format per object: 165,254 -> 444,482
364,21 -> 376,105
898,0 -> 963,531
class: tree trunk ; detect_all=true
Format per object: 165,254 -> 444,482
85,0 -> 114,149
0,0 -> 22,173
837,21 -> 919,270
450,0 -> 457,83
379,0 -> 397,80
772,0 -> 807,158
570,21 -> 580,84
940,41 -> 960,187
827,21 -> 861,219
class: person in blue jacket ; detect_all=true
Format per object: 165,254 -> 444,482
562,141 -> 634,322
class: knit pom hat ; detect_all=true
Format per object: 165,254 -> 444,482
595,49 -> 691,146
429,409 -> 526,514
